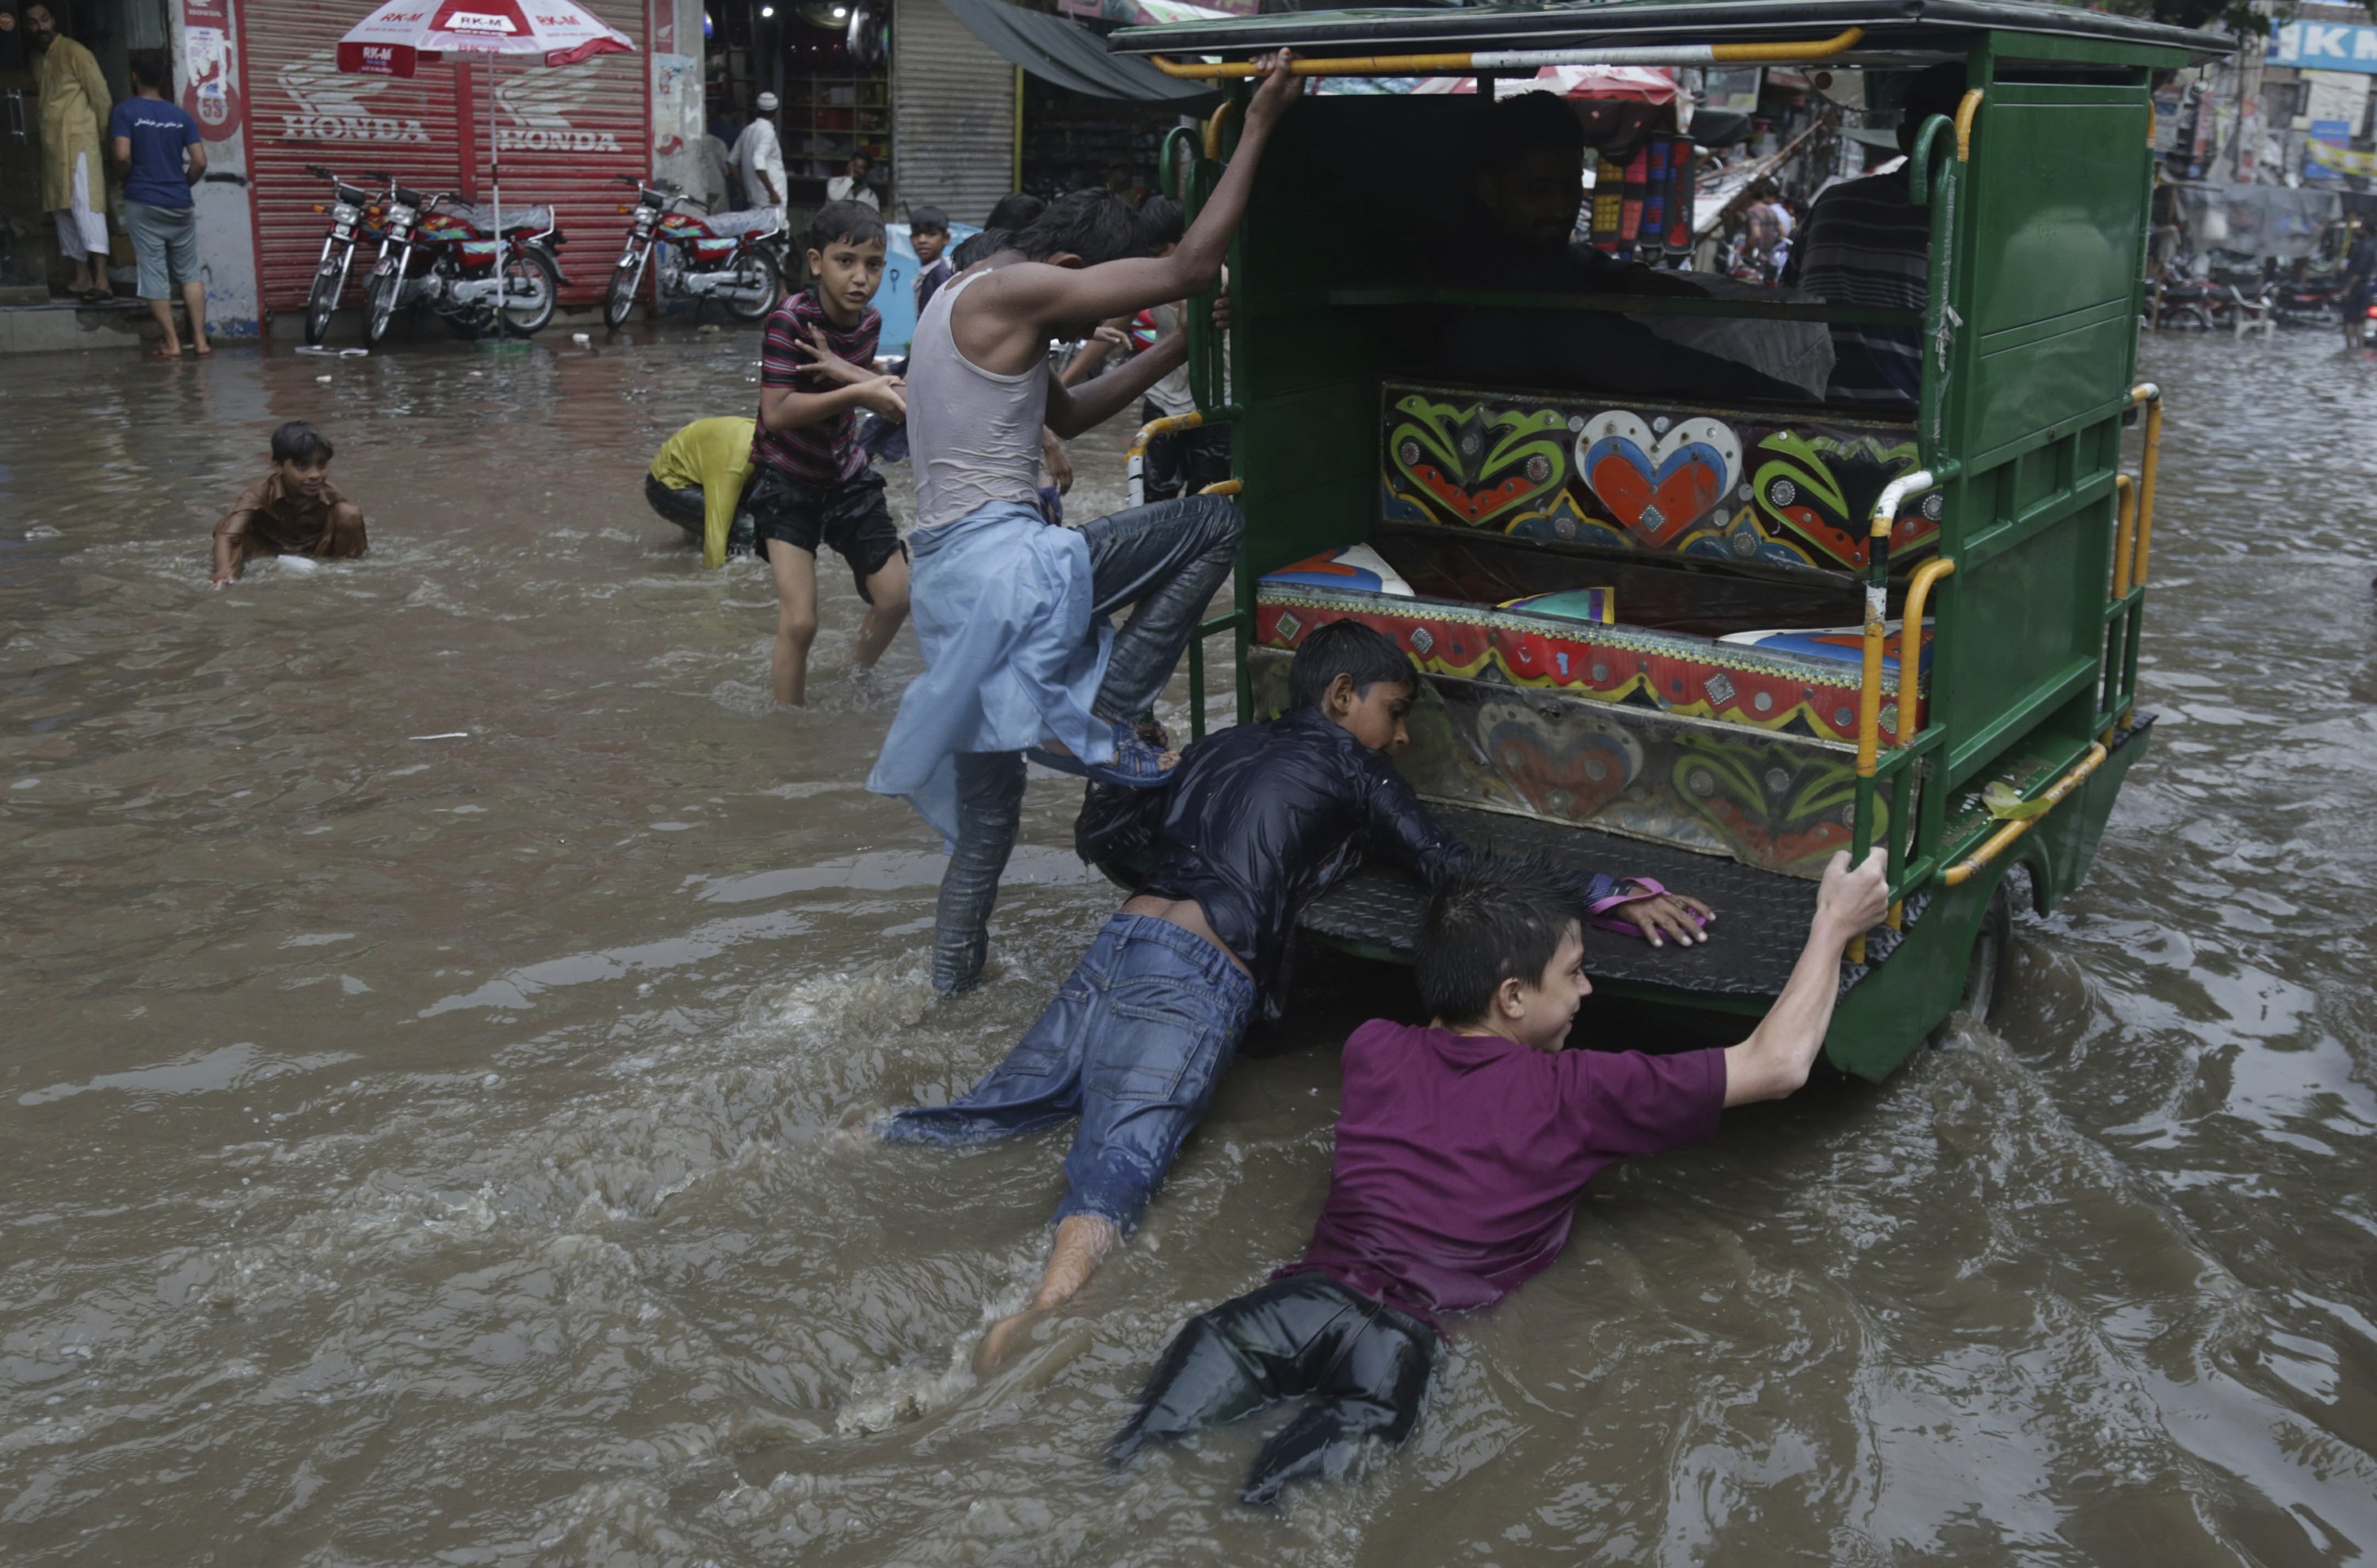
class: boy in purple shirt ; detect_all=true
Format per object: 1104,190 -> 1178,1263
1109,845 -> 1890,1505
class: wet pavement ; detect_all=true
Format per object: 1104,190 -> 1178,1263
3,326 -> 2375,1565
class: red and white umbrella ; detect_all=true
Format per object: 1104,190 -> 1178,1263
336,0 -> 631,78
337,0 -> 634,235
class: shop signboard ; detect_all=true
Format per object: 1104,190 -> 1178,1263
2306,116 -> 2352,179
2270,21 -> 2377,75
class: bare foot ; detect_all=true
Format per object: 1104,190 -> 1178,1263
974,1307 -> 1041,1375
193,343 -> 213,358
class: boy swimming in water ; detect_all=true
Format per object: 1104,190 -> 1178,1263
1109,845 -> 1889,1505
211,421 -> 365,586
879,620 -> 1711,1367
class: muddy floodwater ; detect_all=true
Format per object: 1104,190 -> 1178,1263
4,326 -> 2375,1566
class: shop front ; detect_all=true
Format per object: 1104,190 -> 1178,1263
235,0 -> 653,314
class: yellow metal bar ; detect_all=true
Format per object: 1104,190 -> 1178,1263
1953,89 -> 1983,161
2128,383 -> 2163,586
1710,30 -> 1863,62
1126,410 -> 1205,466
1941,742 -> 2110,887
1149,28 -> 1864,80
1203,100 -> 1238,161
1895,558 -> 1955,745
1198,479 -> 1243,497
2109,474 -> 2136,601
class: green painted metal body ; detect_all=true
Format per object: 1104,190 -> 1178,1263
1143,0 -> 2218,1078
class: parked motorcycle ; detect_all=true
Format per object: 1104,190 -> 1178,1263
2267,270 -> 2345,328
2154,266 -> 2234,331
603,177 -> 782,329
301,164 -> 397,345
361,190 -> 567,343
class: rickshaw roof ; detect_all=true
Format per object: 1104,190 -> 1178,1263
1109,0 -> 2232,67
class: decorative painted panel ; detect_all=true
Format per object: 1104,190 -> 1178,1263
1378,381 -> 1940,576
1252,651 -> 1883,879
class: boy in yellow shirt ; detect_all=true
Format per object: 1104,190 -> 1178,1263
646,416 -> 758,567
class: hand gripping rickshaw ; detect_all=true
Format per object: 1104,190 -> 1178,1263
1106,0 -> 2226,1078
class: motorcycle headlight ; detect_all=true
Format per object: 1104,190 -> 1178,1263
331,202 -> 361,225
389,204 -> 416,225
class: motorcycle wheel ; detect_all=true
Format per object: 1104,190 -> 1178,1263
2164,303 -> 2211,330
720,246 -> 783,322
498,247 -> 561,337
364,266 -> 403,345
605,244 -> 648,329
304,245 -> 352,346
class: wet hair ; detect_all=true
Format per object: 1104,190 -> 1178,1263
1287,619 -> 1416,711
807,200 -> 887,255
271,421 -> 333,465
1892,63 -> 1971,156
950,230 -> 1001,269
128,48 -> 170,92
985,193 -> 1046,231
1480,90 -> 1587,166
910,204 -> 950,237
1417,866 -> 1581,1027
1011,190 -> 1145,268
1138,195 -> 1185,253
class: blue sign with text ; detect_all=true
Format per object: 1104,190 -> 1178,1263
2271,21 -> 2377,74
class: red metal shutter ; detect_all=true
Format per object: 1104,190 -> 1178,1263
241,0 -> 650,312
242,0 -> 470,312
479,0 -> 651,306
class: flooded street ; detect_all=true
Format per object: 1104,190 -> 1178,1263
4,326 -> 2375,1565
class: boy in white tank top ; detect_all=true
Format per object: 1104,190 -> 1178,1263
868,55 -> 1303,1002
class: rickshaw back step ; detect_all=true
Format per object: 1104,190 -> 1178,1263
1296,804 -> 1905,1004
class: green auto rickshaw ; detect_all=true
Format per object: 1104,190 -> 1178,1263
1108,0 -> 2222,1079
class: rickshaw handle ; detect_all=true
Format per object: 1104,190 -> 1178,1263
1941,743 -> 2109,887
1895,557 -> 1955,747
2127,383 -> 2162,588
1849,467 -> 1937,967
1906,90 -> 1981,210
1854,470 -> 1937,782
1160,125 -> 1198,202
1204,101 -> 1238,162
1127,410 -> 1206,465
1150,27 -> 1864,78
2110,475 -> 2136,601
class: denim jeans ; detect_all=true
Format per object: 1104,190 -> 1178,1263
889,914 -> 1255,1230
929,494 -> 1242,995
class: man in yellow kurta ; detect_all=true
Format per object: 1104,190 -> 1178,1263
25,3 -> 113,299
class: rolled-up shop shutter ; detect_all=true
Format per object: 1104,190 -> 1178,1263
892,0 -> 1016,227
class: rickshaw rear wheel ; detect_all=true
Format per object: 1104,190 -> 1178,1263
1929,880 -> 2013,1046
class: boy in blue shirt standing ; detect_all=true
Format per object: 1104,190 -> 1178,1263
109,49 -> 208,359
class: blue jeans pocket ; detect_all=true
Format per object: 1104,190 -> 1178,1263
1089,984 -> 1221,1104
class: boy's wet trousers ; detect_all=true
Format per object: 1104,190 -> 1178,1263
1110,1272 -> 1440,1505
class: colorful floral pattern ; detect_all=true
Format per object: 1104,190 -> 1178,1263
1379,383 -> 1940,575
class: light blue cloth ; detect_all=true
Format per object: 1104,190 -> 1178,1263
868,502 -> 1116,842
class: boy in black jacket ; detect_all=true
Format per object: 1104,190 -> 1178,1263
879,621 -> 1711,1366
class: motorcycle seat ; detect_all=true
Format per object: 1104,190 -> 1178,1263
442,202 -> 555,235
700,208 -> 782,240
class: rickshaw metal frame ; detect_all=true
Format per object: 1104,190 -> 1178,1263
1112,0 -> 2225,1077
